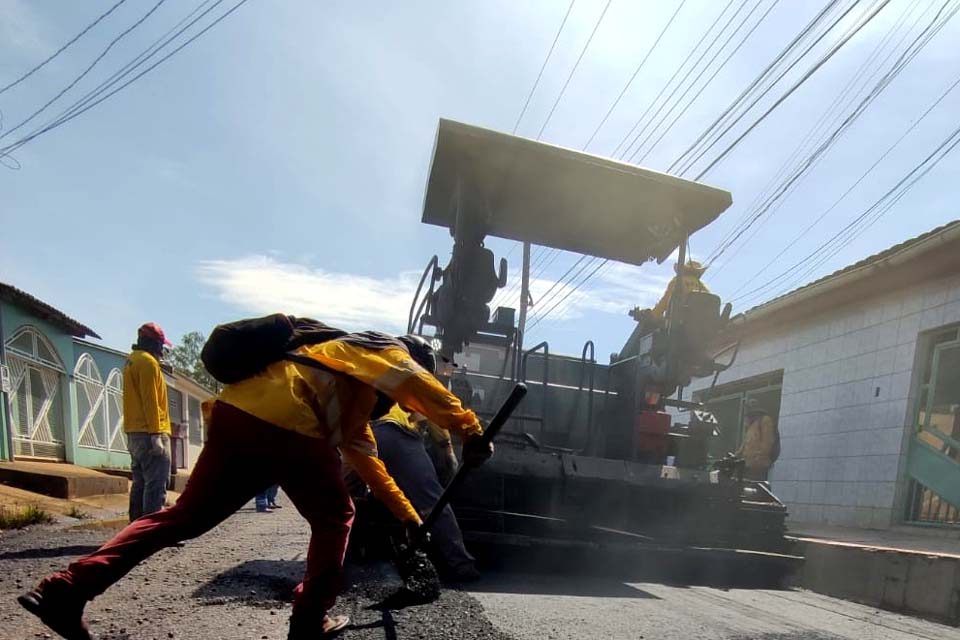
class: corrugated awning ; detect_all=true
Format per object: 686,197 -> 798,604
422,119 -> 733,265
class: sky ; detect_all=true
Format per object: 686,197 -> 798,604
1,0 -> 959,361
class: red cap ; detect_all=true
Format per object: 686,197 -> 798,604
138,322 -> 171,346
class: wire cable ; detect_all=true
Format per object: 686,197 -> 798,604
706,0 -> 955,268
536,0 -> 614,140
513,0 -> 577,134
1,0 -> 168,142
582,0 -> 687,151
531,1 -> 843,328
668,0 -> 844,175
0,0 -> 128,96
1,0 -> 249,158
611,0 -> 736,159
733,119 -> 960,305
691,0 -> 892,181
629,0 -> 770,164
707,0 -> 934,274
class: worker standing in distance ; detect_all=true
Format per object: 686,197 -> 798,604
371,404 -> 479,582
123,322 -> 172,522
18,326 -> 492,640
735,399 -> 780,481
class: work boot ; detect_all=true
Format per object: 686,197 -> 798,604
17,577 -> 92,640
288,609 -> 350,639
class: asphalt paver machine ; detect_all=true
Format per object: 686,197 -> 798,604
387,120 -> 793,582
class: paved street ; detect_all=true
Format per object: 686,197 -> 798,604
1,502 -> 958,639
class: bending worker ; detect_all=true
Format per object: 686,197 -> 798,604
19,328 -> 491,640
371,404 -> 478,582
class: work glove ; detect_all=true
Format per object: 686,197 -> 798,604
150,434 -> 165,456
405,519 -> 429,548
462,433 -> 493,467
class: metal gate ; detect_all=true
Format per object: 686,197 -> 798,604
5,328 -> 66,460
75,354 -> 126,453
905,327 -> 960,526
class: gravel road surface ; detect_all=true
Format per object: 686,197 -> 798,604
1,500 -> 958,639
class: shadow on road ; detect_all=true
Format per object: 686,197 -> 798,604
192,559 -> 301,607
0,545 -> 100,561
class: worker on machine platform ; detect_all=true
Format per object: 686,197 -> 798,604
627,259 -> 711,341
650,260 -> 710,320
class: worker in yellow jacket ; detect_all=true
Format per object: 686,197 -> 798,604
735,400 -> 780,481
20,330 -> 489,640
650,260 -> 710,320
123,322 -> 172,521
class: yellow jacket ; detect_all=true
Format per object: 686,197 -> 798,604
123,350 -> 171,435
219,339 -> 482,524
736,414 -> 777,471
651,274 -> 710,319
375,404 -> 453,444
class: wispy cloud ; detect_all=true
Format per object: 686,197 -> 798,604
197,254 -> 674,335
196,256 -> 420,333
461,260 -> 671,324
0,0 -> 51,59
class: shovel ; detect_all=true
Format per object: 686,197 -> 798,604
395,383 -> 527,602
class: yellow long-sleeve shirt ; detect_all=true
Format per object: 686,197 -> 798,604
218,339 -> 482,524
651,274 -> 710,319
375,403 -> 454,444
123,350 -> 171,435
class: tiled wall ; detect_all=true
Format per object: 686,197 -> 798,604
691,273 -> 960,528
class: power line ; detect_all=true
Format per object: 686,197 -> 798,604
691,0 -> 892,181
621,0 -> 749,162
668,0 -> 845,175
50,0 -> 219,127
706,0 -> 955,268
628,0 -> 768,164
610,0 -> 736,159
704,0 -> 927,265
706,0 -> 932,275
1,0 -> 168,142
728,73 -> 960,298
525,254 -> 592,320
0,0 -> 128,96
733,118 -> 960,305
632,0 -> 777,165
513,0 -> 577,134
536,0 -> 614,140
527,258 -> 609,331
531,1 -> 834,328
1,0 -> 249,159
582,0 -> 687,151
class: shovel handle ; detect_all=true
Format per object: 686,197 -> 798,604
419,383 -> 527,539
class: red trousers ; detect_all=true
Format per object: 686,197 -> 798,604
48,401 -> 354,613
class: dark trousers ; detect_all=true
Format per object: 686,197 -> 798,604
372,423 -> 475,571
46,402 -> 354,613
126,432 -> 171,521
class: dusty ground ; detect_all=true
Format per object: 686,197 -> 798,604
0,497 -> 509,640
1,496 -> 959,639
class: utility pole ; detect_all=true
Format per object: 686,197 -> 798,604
516,240 -> 531,360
